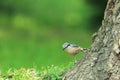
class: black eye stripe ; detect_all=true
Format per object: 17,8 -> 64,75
63,44 -> 70,50
67,44 -> 70,47
65,44 -> 70,48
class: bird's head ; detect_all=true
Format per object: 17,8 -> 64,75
62,42 -> 70,50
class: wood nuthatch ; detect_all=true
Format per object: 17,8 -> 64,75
62,42 -> 84,62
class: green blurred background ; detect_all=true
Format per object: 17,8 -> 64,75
0,0 -> 107,70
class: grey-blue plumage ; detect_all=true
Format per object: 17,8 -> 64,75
62,42 -> 79,50
62,42 -> 70,50
70,44 -> 79,47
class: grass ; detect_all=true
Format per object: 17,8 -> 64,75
0,62 -> 74,80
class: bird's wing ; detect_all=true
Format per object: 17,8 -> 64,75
70,44 -> 78,47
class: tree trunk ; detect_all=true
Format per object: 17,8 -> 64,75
63,0 -> 120,80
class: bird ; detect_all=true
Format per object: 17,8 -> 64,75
62,42 -> 84,62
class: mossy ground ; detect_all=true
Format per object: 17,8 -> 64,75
0,62 -> 73,80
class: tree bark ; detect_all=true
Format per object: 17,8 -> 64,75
63,0 -> 120,80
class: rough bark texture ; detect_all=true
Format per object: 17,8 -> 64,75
63,0 -> 120,80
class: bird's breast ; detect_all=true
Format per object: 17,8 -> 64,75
65,46 -> 81,56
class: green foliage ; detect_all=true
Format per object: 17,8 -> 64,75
0,0 -> 98,28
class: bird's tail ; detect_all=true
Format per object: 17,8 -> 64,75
81,48 -> 88,53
